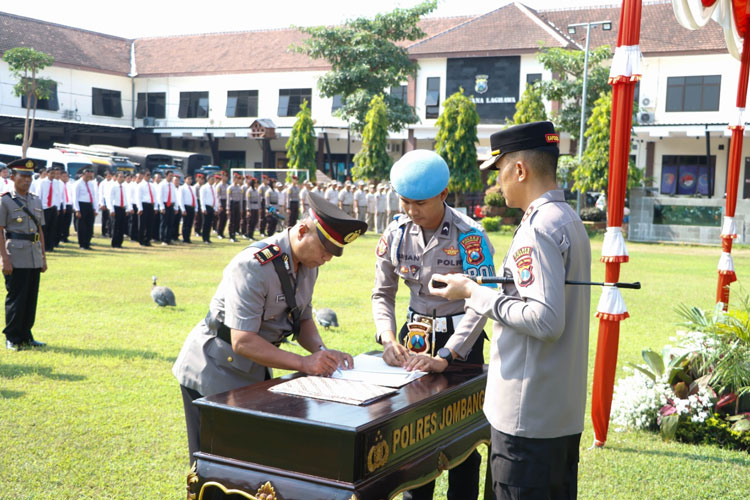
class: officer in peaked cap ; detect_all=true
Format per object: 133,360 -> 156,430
0,159 -> 47,351
173,191 -> 367,466
373,149 -> 494,500
429,121 -> 591,500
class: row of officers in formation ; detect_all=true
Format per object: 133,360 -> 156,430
0,165 -> 403,251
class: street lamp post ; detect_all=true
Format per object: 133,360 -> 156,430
567,20 -> 611,215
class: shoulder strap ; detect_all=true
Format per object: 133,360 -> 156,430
8,194 -> 41,231
250,242 -> 301,340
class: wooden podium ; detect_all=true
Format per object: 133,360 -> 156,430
188,365 -> 492,500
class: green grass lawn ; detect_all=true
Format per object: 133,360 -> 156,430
1,230 -> 749,499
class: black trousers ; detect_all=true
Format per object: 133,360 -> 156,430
288,200 -> 299,226
4,267 -> 41,345
247,209 -> 259,239
111,206 -> 126,248
100,207 -> 110,236
152,211 -> 161,241
490,429 -> 581,500
42,206 -> 58,252
77,202 -> 95,249
266,209 -> 278,235
182,206 -> 195,243
259,198 -> 267,235
202,207 -> 214,242
59,205 -> 73,242
216,200 -> 228,236
139,203 -> 154,245
129,204 -> 139,241
398,319 -> 485,500
160,206 -> 174,243
194,206 -> 203,237
228,201 -> 240,238
172,210 -> 181,241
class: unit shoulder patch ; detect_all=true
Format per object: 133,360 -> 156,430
376,236 -> 388,257
513,246 -> 535,287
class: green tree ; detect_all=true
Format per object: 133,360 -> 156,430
572,91 -> 643,197
295,1 -> 436,133
537,46 -> 611,143
353,94 -> 391,180
435,90 -> 481,205
285,100 -> 317,182
2,47 -> 56,157
509,82 -> 547,125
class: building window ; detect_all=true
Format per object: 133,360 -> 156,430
665,76 -> 721,112
526,73 -> 542,85
278,89 -> 312,117
178,91 -> 209,118
425,77 -> 440,119
331,94 -> 343,113
136,92 -> 166,119
92,88 -> 123,117
391,85 -> 408,104
21,82 -> 59,111
660,155 -> 715,196
226,90 -> 258,118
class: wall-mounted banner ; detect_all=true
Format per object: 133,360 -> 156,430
446,56 -> 521,123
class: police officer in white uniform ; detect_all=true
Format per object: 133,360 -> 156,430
372,150 -> 493,500
429,122 -> 591,500
173,192 -> 368,465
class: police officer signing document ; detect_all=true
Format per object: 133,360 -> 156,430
173,192 -> 367,465
0,159 -> 47,351
430,122 -> 591,500
373,150 -> 493,500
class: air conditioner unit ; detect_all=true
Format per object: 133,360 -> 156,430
640,96 -> 655,109
639,112 -> 655,124
62,109 -> 76,120
143,117 -> 156,126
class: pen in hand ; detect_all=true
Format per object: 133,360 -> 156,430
318,346 -> 343,376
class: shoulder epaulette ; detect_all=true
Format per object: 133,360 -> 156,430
253,244 -> 282,265
1,192 -> 9,197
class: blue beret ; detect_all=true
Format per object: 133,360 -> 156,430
390,150 -> 449,200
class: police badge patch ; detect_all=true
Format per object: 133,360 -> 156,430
475,74 -> 489,95
513,246 -> 535,287
376,236 -> 388,257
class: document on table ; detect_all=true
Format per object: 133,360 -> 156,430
269,376 -> 397,405
331,353 -> 427,388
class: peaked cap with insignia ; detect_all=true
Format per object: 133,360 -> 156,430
307,192 -> 368,257
7,158 -> 36,176
480,121 -> 560,170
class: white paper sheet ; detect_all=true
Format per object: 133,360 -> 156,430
269,376 -> 396,405
330,353 -> 428,388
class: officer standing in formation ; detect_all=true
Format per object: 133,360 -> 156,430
245,177 -> 260,240
372,150 -> 492,500
72,167 -> 98,250
0,159 -> 47,351
173,192 -> 368,465
200,174 -> 218,244
158,170 -> 177,246
178,175 -> 197,244
214,171 -> 229,239
286,175 -> 300,226
226,173 -> 244,242
429,122 -> 591,500
106,171 -> 131,248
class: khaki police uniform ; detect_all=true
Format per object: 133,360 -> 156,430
372,203 -> 491,500
245,186 -> 260,239
227,183 -> 244,240
265,187 -> 280,235
173,230 -> 317,461
258,182 -> 270,235
287,184 -> 300,226
1,188 -> 45,346
215,180 -> 228,237
466,190 -> 590,499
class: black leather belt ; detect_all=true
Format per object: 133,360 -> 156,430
6,232 -> 39,242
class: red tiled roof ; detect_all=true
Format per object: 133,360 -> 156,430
0,11 -> 131,74
407,3 -> 573,57
539,1 -> 726,55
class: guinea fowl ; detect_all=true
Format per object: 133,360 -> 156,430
314,308 -> 339,329
151,276 -> 176,307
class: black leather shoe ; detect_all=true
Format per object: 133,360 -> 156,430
28,339 -> 46,348
6,340 -> 25,351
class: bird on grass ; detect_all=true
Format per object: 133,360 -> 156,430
314,308 -> 339,329
151,276 -> 176,307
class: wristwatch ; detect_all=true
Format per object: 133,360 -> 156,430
437,347 -> 453,364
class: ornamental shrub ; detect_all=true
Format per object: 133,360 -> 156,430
482,217 -> 501,232
580,207 -> 606,222
484,191 -> 505,208
675,414 -> 750,451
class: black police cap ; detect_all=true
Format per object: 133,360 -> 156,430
7,158 -> 36,175
480,121 -> 560,170
307,192 -> 368,257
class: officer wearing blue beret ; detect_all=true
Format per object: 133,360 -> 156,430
371,149 -> 495,500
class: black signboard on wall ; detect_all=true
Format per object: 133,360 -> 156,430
446,56 -> 521,124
